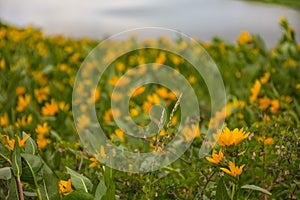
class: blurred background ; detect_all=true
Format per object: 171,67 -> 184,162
0,0 -> 299,47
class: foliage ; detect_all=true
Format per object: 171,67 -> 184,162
0,17 -> 299,199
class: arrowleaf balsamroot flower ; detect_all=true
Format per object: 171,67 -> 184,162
214,127 -> 250,147
206,149 -> 224,165
17,134 -> 30,148
220,161 -> 245,177
16,94 -> 31,112
58,179 -> 73,196
249,80 -> 261,103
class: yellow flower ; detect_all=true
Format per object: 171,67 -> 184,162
34,87 -> 50,103
0,113 -> 9,127
1,135 -> 15,151
36,135 -> 50,149
16,94 -> 31,112
260,72 -> 270,84
103,109 -> 112,123
58,179 -> 73,196
249,80 -> 261,102
35,123 -> 50,135
77,115 -> 91,130
220,161 -> 245,177
259,96 -> 271,110
16,115 -> 33,127
89,157 -> 101,168
206,149 -> 224,165
115,129 -> 125,142
130,108 -> 139,117
214,127 -> 250,147
237,32 -> 253,45
264,137 -> 274,145
258,137 -> 274,145
270,100 -> 279,114
16,86 -> 26,96
42,99 -> 58,116
132,86 -> 146,97
18,134 -> 30,148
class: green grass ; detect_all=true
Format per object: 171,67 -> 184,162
244,0 -> 300,8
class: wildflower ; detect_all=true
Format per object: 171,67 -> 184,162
36,135 -> 50,149
237,32 -> 253,45
42,99 -> 58,116
89,157 -> 101,168
147,94 -> 160,104
270,100 -> 279,114
16,115 -> 33,127
214,127 -> 250,147
58,179 -> 73,196
34,87 -> 50,103
103,109 -> 112,123
17,134 -> 30,148
115,129 -> 125,142
116,62 -> 125,72
1,135 -> 15,151
16,94 -> 31,112
130,108 -> 139,117
249,80 -> 261,102
58,101 -> 70,111
77,115 -> 91,130
16,86 -> 26,96
260,72 -> 270,84
264,138 -> 274,145
35,123 -> 50,135
0,113 -> 9,127
206,149 -> 224,165
220,161 -> 245,177
132,86 -> 146,97
259,96 -> 271,110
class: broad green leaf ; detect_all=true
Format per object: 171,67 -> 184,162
62,191 -> 94,200
0,166 -> 11,180
216,178 -> 230,200
21,154 -> 44,173
94,180 -> 107,200
23,132 -> 37,155
241,185 -> 272,195
40,159 -> 60,200
8,177 -> 19,200
12,143 -> 22,177
66,167 -> 93,193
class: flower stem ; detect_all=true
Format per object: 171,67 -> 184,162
16,176 -> 24,200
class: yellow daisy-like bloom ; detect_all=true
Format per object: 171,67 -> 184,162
220,161 -> 245,177
16,94 -> 31,112
270,100 -> 279,114
259,96 -> 271,110
58,179 -> 73,196
206,149 -> 224,165
237,32 -> 253,45
260,72 -> 270,84
257,137 -> 274,145
16,86 -> 26,96
115,129 -> 125,142
132,86 -> 146,97
214,127 -> 250,147
249,80 -> 261,103
42,99 -> 58,116
17,134 -> 30,148
0,113 -> 9,127
1,135 -> 15,151
89,157 -> 101,168
35,123 -> 50,135
34,87 -> 50,103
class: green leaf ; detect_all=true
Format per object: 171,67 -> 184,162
62,191 -> 94,200
12,143 -> 22,177
94,180 -> 107,200
241,185 -> 272,195
0,167 -> 11,180
23,132 -> 37,155
40,159 -> 60,200
21,154 -> 44,173
216,178 -> 230,200
8,177 -> 19,200
66,167 -> 93,193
